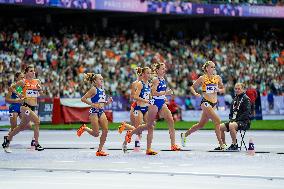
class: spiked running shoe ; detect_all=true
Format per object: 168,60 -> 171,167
2,137 -> 11,153
171,144 -> 181,151
122,142 -> 128,153
180,133 -> 187,147
146,149 -> 158,155
96,150 -> 109,156
77,124 -> 86,137
125,130 -> 132,143
35,144 -> 44,151
118,122 -> 126,134
4,146 -> 12,153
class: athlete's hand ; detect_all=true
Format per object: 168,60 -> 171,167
36,84 -> 42,91
166,89 -> 173,95
16,98 -> 25,103
194,93 -> 201,97
17,93 -> 24,98
217,88 -> 225,94
107,97 -> 113,104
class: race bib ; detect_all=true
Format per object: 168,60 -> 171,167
206,84 -> 217,94
98,94 -> 106,103
143,92 -> 150,100
26,89 -> 38,98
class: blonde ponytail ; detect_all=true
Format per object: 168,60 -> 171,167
84,73 -> 98,83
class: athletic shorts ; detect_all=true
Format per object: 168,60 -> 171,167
89,108 -> 104,118
9,104 -> 21,114
150,98 -> 165,111
224,121 -> 250,132
134,106 -> 148,115
200,98 -> 217,108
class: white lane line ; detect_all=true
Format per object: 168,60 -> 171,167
112,162 -> 128,164
124,168 -> 135,170
142,167 -> 151,169
1,167 -> 284,181
148,162 -> 164,165
178,164 -> 193,166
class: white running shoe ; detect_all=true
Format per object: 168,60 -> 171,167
122,142 -> 128,154
4,147 -> 12,153
180,133 -> 187,147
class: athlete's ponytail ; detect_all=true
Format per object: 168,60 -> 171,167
136,67 -> 150,76
151,53 -> 166,73
136,67 -> 142,76
84,73 -> 99,83
15,72 -> 23,79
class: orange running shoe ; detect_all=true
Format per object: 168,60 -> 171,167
96,150 -> 109,156
171,144 -> 181,151
118,122 -> 126,134
125,130 -> 132,143
146,149 -> 158,155
77,124 -> 86,137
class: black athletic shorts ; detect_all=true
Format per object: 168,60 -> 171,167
224,120 -> 250,132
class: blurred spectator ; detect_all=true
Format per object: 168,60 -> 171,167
0,20 -> 283,100
268,90 -> 274,111
185,95 -> 195,110
246,83 -> 258,118
224,93 -> 233,109
141,0 -> 284,6
167,96 -> 182,121
255,83 -> 262,119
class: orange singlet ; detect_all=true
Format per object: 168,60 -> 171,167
23,79 -> 40,100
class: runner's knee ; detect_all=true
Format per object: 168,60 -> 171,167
213,118 -> 221,126
34,119 -> 40,126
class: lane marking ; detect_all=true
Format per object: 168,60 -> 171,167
1,167 -> 284,181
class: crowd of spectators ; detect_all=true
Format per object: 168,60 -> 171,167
0,22 -> 283,101
141,0 -> 284,6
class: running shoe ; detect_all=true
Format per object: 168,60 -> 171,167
35,144 -> 44,151
146,149 -> 158,155
180,133 -> 187,147
4,146 -> 12,153
77,124 -> 86,137
2,137 -> 11,153
214,144 -> 227,151
96,150 -> 109,156
122,142 -> 128,153
171,144 -> 181,151
118,122 -> 126,134
227,143 -> 239,151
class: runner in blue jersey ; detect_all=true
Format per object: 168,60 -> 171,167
121,67 -> 152,152
77,73 -> 113,156
123,54 -> 181,155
